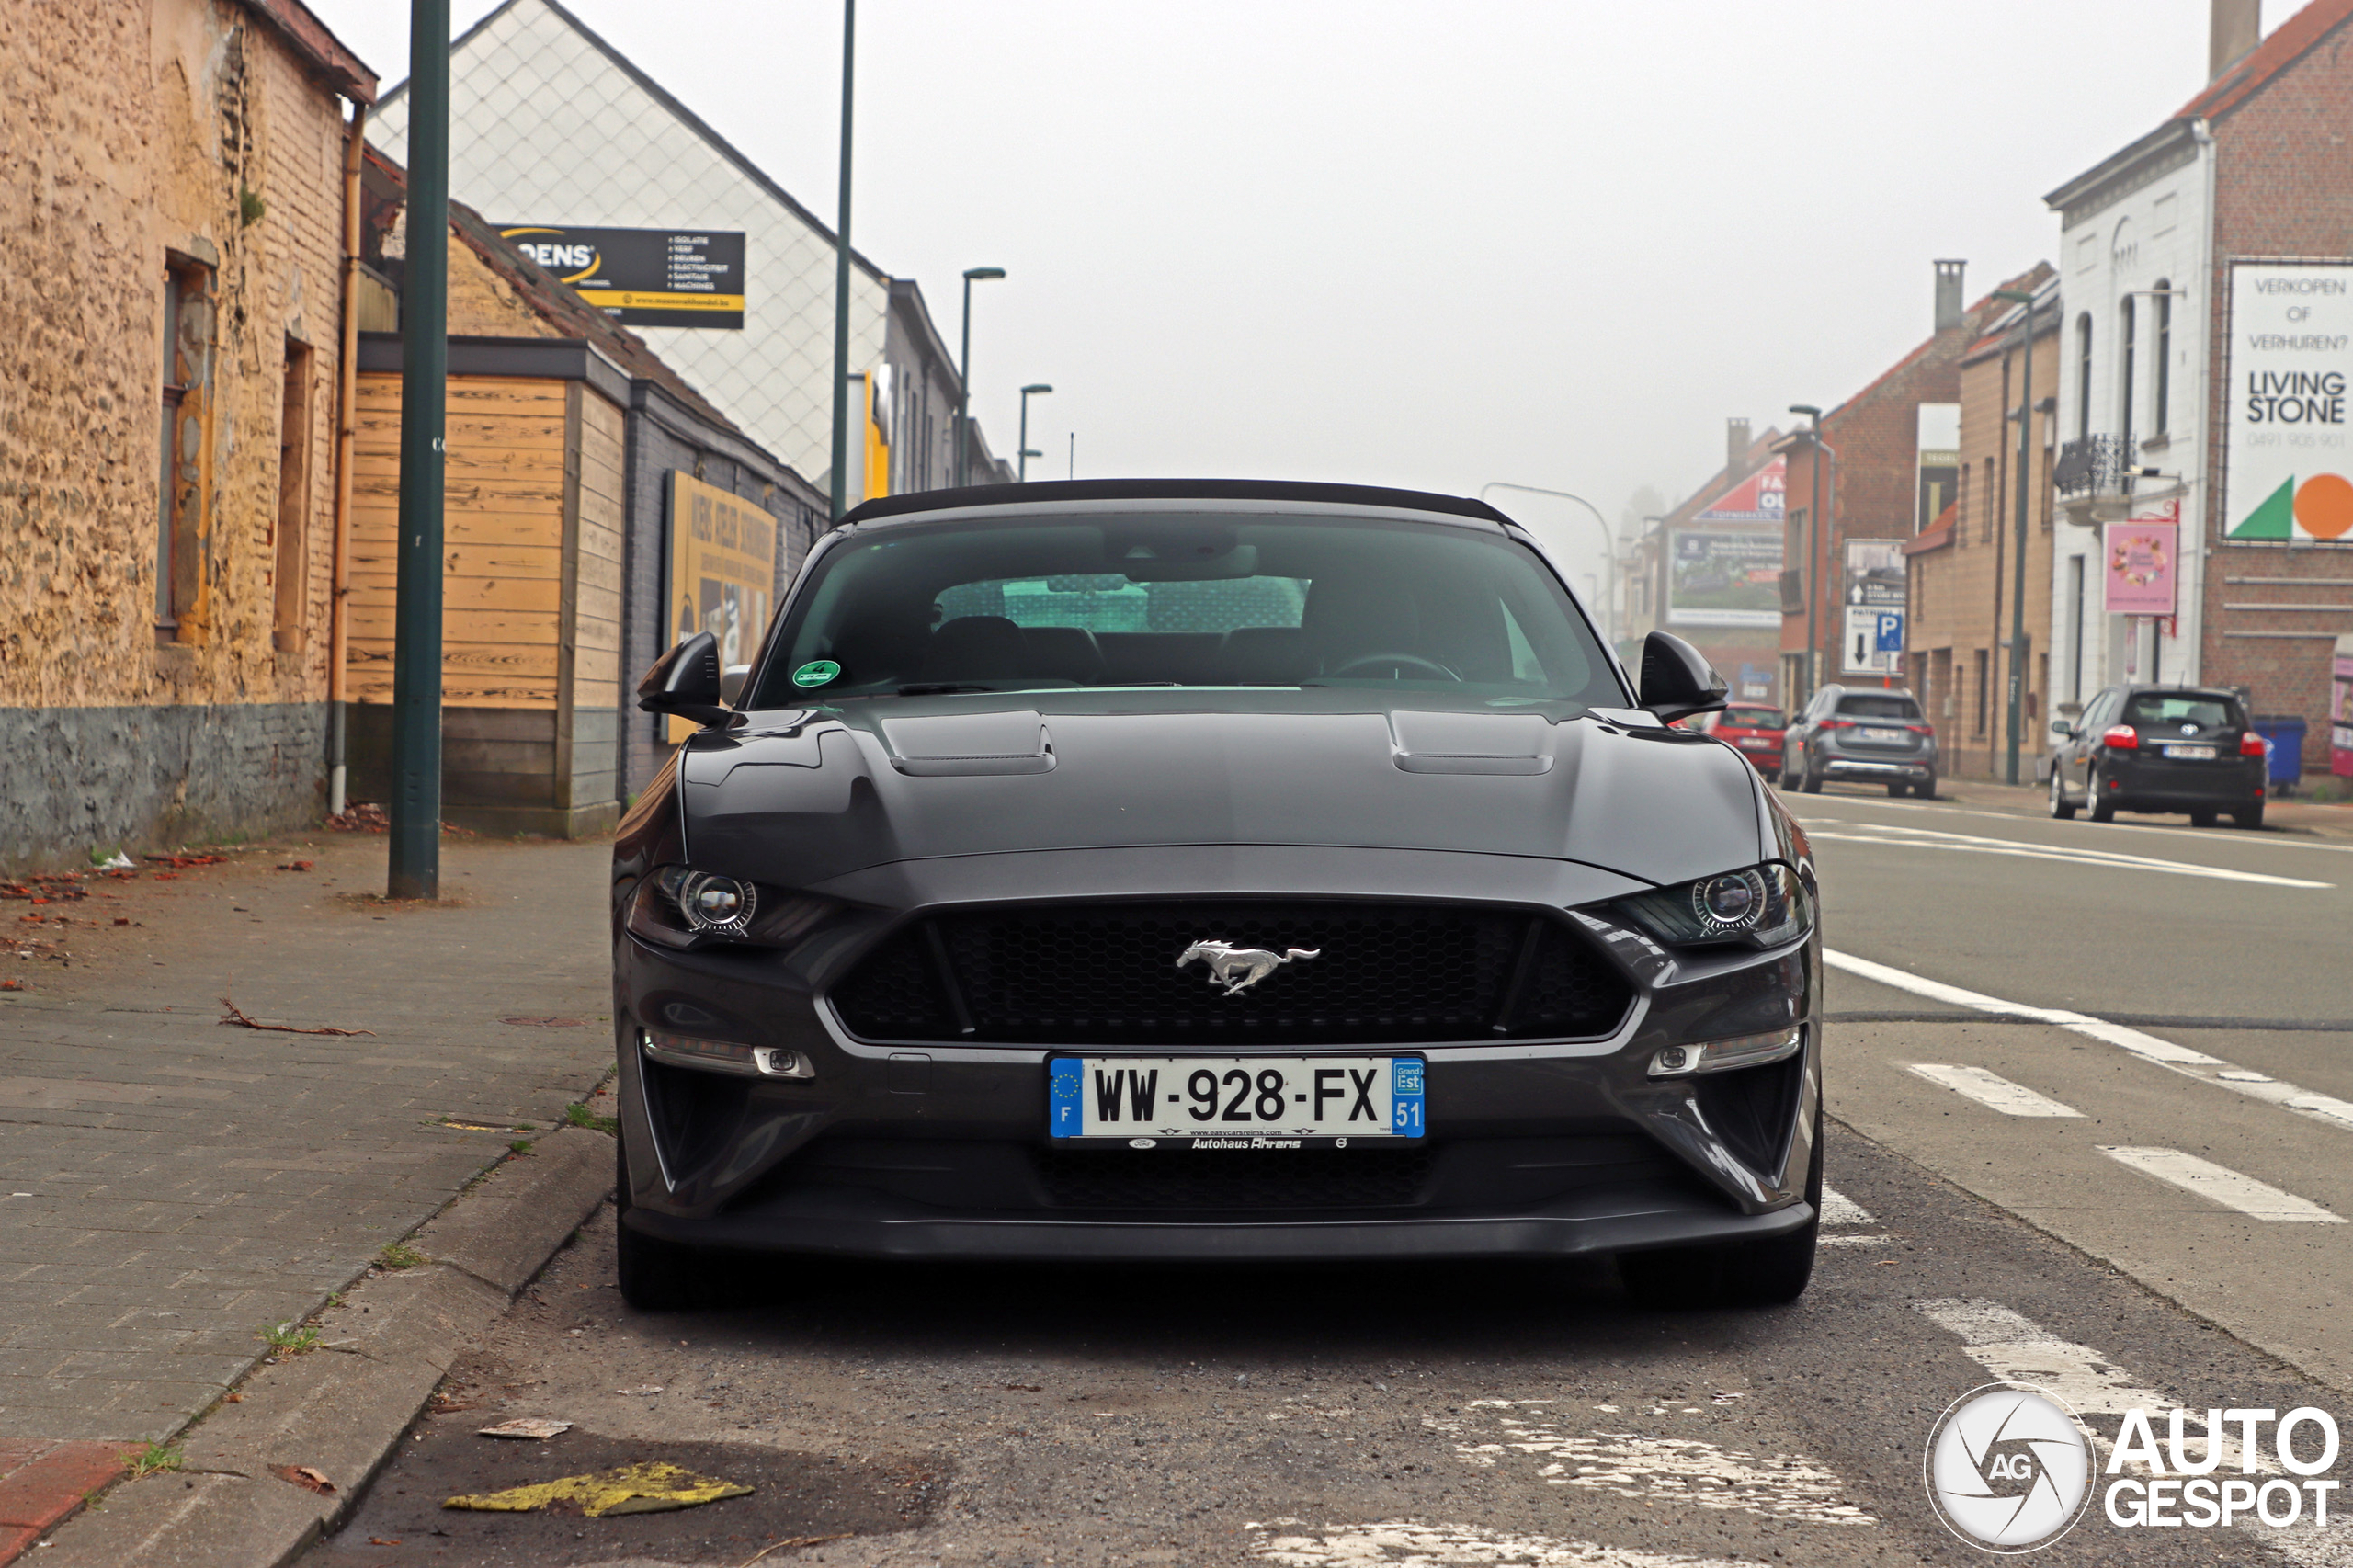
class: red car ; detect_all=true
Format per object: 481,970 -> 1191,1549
1694,702 -> 1789,781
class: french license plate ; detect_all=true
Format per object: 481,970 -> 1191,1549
1048,1056 -> 1426,1145
1856,726 -> 1903,744
2164,744 -> 2216,760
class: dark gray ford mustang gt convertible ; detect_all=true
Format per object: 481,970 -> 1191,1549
611,479 -> 1821,1309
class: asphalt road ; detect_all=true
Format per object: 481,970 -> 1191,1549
301,779 -> 2353,1568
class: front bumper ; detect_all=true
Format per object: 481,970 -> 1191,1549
613,850 -> 1821,1264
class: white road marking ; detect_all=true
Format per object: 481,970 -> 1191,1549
1427,1402 -> 1872,1525
1796,794 -> 2353,856
1817,1185 -> 1874,1226
1801,821 -> 2332,887
1904,1063 -> 2085,1118
1817,1233 -> 1893,1247
2098,1147 -> 2346,1222
1826,949 -> 2353,1136
1248,1519 -> 1767,1566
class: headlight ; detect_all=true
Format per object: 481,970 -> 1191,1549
630,867 -> 840,949
1613,862 -> 1810,948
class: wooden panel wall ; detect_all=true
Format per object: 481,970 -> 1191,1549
564,385 -> 627,812
347,373 -> 569,708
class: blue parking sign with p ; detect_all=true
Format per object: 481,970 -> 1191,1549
1874,612 -> 1904,653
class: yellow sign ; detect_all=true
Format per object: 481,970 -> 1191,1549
576,290 -> 746,313
667,472 -> 778,740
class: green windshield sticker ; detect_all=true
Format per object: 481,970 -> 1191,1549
790,659 -> 841,688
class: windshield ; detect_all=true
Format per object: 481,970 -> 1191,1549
749,513 -> 1623,707
1836,694 -> 1922,721
2123,693 -> 2243,730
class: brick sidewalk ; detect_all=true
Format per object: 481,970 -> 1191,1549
0,832 -> 610,1466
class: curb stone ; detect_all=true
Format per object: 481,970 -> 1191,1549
32,1127 -> 615,1568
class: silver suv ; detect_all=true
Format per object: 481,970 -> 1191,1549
1783,685 -> 1938,798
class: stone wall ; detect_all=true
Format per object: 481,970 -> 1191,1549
0,704 -> 327,873
0,0 -> 359,865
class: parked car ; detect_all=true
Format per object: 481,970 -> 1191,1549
616,478 -> 1824,1312
2047,684 -> 2267,828
1695,702 -> 1788,782
1782,685 -> 1938,797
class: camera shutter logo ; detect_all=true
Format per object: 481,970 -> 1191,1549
1924,1383 -> 2094,1551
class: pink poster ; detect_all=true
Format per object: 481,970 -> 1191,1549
2332,635 -> 2352,780
2104,521 -> 2177,616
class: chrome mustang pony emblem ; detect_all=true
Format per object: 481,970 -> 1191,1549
1176,939 -> 1321,996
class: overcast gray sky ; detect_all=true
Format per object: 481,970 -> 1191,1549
310,0 -> 2279,585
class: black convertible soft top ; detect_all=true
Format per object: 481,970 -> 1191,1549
839,478 -> 1513,528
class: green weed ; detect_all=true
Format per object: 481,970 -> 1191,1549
563,1103 -> 618,1135
259,1321 -> 322,1356
378,1242 -> 426,1270
125,1440 -> 184,1478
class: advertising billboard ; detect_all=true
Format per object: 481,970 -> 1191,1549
1840,540 -> 1905,675
1666,528 -> 1782,629
2104,519 -> 2178,617
2222,260 -> 2353,543
665,472 -> 778,741
1694,457 -> 1786,523
501,225 -> 747,329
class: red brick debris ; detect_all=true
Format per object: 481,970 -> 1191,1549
0,1439 -> 131,1563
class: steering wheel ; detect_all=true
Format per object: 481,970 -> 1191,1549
1326,652 -> 1462,682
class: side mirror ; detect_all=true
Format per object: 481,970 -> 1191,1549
720,665 -> 752,707
2050,720 -> 2075,739
1639,631 -> 1729,724
637,631 -> 734,730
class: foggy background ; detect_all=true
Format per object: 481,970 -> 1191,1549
309,0 -> 2276,587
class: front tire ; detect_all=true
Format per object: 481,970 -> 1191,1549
1620,1112 -> 1822,1310
2048,771 -> 2076,820
615,1142 -> 722,1312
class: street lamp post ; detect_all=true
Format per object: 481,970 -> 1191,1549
955,267 -> 1005,486
1477,482 -> 1617,647
1017,383 -> 1052,482
1993,287 -> 2041,787
1788,405 -> 1832,711
826,0 -> 856,519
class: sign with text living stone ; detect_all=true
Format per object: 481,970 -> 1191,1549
2223,260 -> 2353,543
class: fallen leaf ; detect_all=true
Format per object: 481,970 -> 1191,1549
223,1392 -> 244,1403
478,1418 -> 573,1439
445,1460 -> 751,1517
270,1464 -> 335,1495
368,1539 -> 402,1547
0,981 -> 21,992
278,859 -> 315,871
114,917 -> 130,926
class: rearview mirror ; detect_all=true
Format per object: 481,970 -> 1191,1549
637,631 -> 734,730
1639,631 -> 1729,724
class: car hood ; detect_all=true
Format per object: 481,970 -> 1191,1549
678,691 -> 1767,891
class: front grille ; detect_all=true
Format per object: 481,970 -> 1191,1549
1036,1145 -> 1435,1210
827,901 -> 1634,1045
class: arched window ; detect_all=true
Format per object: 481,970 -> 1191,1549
2153,281 -> 2172,437
2118,298 -> 2137,452
2075,314 -> 2094,440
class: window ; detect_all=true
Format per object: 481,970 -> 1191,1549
2118,298 -> 2137,453
273,339 -> 314,651
1834,693 -> 1922,721
761,514 -> 1623,705
2153,281 -> 2172,437
1954,468 -> 1968,547
1972,648 -> 1990,734
2066,554 -> 2086,701
1981,458 -> 1995,542
2075,313 -> 2094,440
158,260 -> 211,636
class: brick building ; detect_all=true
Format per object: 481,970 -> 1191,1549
1904,275 -> 2063,779
1620,420 -> 1790,705
1777,262 -> 2040,711
0,0 -> 375,871
2045,0 -> 2353,778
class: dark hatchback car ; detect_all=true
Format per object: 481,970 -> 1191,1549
2048,684 -> 2268,827
1782,685 -> 1938,797
612,480 -> 1824,1311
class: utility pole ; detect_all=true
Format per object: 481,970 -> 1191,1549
955,267 -> 1005,486
1789,405 -> 1826,711
1994,287 -> 2040,786
388,0 -> 449,901
826,0 -> 855,520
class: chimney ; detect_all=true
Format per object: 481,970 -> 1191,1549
2211,0 -> 2259,79
1934,260 -> 1967,334
1726,418 -> 1751,476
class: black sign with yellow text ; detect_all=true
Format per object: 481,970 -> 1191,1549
500,225 -> 745,329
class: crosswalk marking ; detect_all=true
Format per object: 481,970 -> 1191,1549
1904,1063 -> 2085,1118
2097,1147 -> 2346,1223
1817,1186 -> 1874,1226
